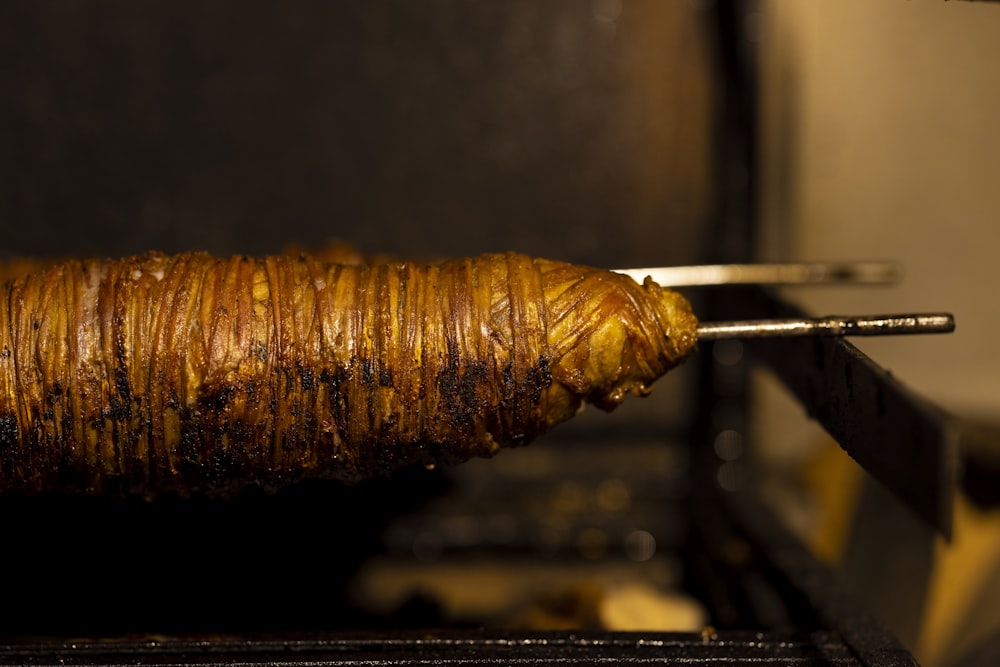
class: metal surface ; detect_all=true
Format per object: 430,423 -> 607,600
616,261 -> 901,287
0,631 -> 873,666
725,491 -> 922,667
728,287 -> 959,538
696,313 -> 955,340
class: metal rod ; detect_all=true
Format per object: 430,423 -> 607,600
615,261 -> 902,287
697,313 -> 955,340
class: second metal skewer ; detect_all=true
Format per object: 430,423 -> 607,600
696,313 -> 955,340
613,261 -> 955,339
615,261 -> 903,287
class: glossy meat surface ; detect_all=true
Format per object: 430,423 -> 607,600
0,252 -> 697,496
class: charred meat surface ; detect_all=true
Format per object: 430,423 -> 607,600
0,252 -> 697,497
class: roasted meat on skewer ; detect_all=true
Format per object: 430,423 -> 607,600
0,251 -> 697,497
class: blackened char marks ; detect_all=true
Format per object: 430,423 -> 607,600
499,355 -> 553,446
0,412 -> 18,460
299,367 -> 314,392
436,337 -> 479,430
526,356 -> 552,404
0,251 -> 699,497
321,365 -> 352,448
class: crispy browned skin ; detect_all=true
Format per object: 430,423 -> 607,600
0,252 -> 697,497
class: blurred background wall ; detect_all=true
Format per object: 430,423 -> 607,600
0,0 -> 715,269
756,2 -> 1000,665
758,0 -> 1000,425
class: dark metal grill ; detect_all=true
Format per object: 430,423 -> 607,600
731,287 -> 959,539
0,632 -> 885,666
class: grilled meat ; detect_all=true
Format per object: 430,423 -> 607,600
0,251 -> 697,497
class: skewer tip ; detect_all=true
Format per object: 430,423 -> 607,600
696,313 -> 955,340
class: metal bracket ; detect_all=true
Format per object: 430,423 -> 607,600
723,287 -> 959,538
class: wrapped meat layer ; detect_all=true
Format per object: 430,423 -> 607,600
0,251 -> 697,496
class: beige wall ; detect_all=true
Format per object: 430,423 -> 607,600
757,3 -> 1000,664
759,0 -> 1000,419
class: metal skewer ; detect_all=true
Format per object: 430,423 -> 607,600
614,261 -> 953,339
615,261 -> 902,287
696,313 -> 955,340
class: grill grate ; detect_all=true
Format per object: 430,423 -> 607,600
0,631 -> 879,666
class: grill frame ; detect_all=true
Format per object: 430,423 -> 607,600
0,632 -> 891,666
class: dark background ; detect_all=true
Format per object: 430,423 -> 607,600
0,0 -> 717,268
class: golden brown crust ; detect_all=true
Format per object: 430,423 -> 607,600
0,252 -> 697,497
